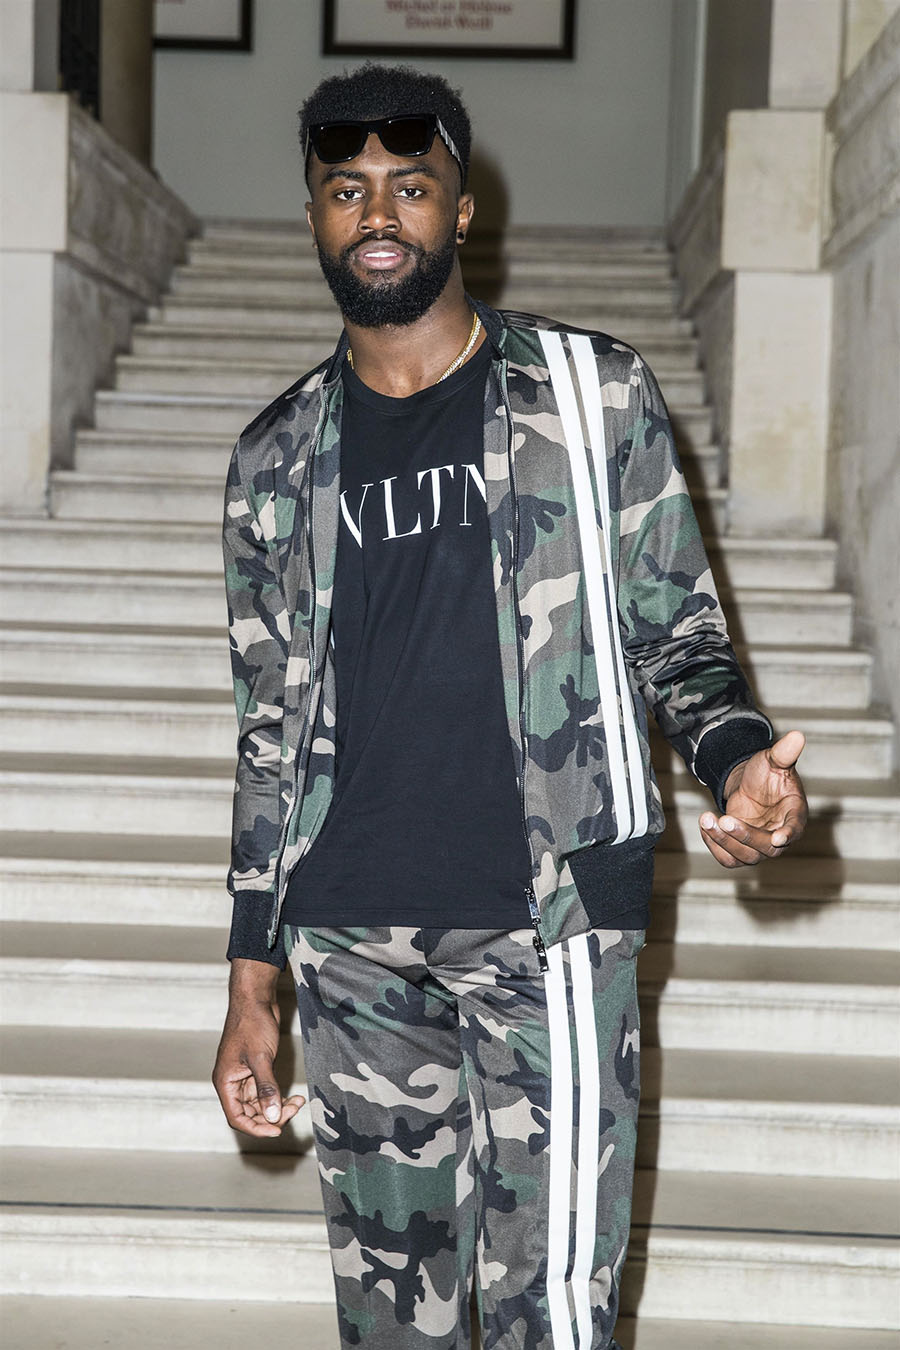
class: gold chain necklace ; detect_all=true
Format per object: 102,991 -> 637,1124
346,312 -> 482,384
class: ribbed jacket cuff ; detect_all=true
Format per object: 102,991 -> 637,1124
226,892 -> 287,969
694,716 -> 774,813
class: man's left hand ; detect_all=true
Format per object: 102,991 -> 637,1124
699,729 -> 808,868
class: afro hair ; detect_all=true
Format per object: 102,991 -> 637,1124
299,62 -> 472,185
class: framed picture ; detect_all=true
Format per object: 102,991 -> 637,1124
153,0 -> 253,51
322,0 -> 575,60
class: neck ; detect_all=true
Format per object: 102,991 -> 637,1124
343,270 -> 482,397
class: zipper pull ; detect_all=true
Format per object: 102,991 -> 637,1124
526,887 -> 549,973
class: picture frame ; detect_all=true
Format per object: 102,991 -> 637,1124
153,0 -> 253,52
322,0 -> 575,60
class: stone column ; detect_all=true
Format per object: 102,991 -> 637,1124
0,92 -> 196,515
717,0 -> 843,536
0,0 -> 60,93
722,108 -> 832,536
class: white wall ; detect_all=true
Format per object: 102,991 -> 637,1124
825,10 -> 900,741
153,0 -> 675,228
665,0 -> 705,220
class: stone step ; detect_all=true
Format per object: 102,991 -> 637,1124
2,755 -> 895,856
2,837 -> 895,951
72,425 -> 718,492
0,1026 -> 310,1156
113,354 -> 707,406
3,512 -> 842,592
49,464 -> 722,532
0,688 -> 889,778
183,246 -> 677,276
1,1024 -> 896,1178
90,387 -> 716,446
0,570 -> 849,643
187,238 -> 676,275
130,322 -> 702,370
149,294 -> 696,337
197,220 -> 668,252
658,775 -> 900,860
4,1298 -> 898,1350
0,616 -> 870,707
2,1150 -> 896,1326
3,922 -> 897,1054
92,390 -> 268,439
90,388 -> 715,443
198,222 -> 669,257
168,268 -> 681,310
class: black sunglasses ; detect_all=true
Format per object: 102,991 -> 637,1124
305,115 -> 462,175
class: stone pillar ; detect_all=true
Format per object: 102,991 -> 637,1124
0,92 -> 196,515
769,0 -> 842,107
0,0 -> 59,93
0,93 -> 69,513
722,108 -> 832,536
100,0 -> 154,165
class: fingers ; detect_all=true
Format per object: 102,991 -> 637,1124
699,812 -> 794,867
214,1067 -> 306,1138
768,729 -> 806,771
248,1052 -> 283,1125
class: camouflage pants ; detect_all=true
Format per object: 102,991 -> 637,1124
285,924 -> 645,1350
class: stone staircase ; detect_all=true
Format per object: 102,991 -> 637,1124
1,222 -> 898,1349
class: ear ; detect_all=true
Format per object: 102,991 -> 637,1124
456,192 -> 475,243
305,203 -> 317,249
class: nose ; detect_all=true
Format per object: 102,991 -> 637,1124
358,184 -> 400,236
357,138 -> 401,235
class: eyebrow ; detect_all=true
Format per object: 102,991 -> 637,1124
319,162 -> 442,186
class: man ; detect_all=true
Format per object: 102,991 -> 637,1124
213,64 -> 807,1350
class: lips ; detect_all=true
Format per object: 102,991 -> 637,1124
352,240 -> 413,271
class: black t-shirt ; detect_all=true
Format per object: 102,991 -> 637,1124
282,341 -> 533,928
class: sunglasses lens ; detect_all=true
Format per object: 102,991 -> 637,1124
379,117 -> 435,157
309,123 -> 367,163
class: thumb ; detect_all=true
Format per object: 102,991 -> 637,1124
768,729 -> 805,771
249,1055 -> 282,1123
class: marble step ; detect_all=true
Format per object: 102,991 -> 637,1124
0,688 -> 889,778
90,388 -> 716,443
1,513 -> 843,593
112,354 -> 707,406
48,471 -> 722,534
1,752 -> 894,855
187,237 -> 675,273
3,568 -> 854,645
90,388 -> 716,445
181,254 -> 675,284
0,618 -> 870,707
1,734 -> 895,847
3,923 -> 897,1054
181,247 -> 678,278
197,223 -> 669,259
4,1297 -> 898,1350
168,268 -> 680,309
130,322 -> 702,370
0,1026 -> 310,1156
2,1150 -> 897,1326
150,294 -> 696,337
1,1024 -> 896,1178
72,424 -> 718,490
2,836 -> 895,951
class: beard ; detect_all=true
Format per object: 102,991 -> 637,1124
316,227 -> 458,328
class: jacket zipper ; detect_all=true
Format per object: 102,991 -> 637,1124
269,390 -> 330,939
500,360 -> 549,974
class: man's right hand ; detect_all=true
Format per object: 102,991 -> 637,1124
212,957 -> 305,1138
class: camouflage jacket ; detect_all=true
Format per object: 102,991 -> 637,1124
223,302 -> 772,966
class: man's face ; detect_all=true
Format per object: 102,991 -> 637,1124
306,130 -> 473,328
